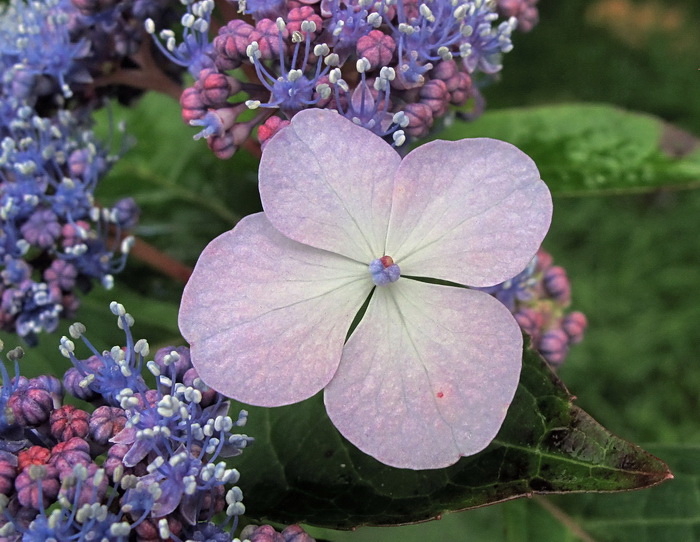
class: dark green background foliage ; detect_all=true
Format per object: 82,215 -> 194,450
3,0 -> 699,539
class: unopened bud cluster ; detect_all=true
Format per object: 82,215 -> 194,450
480,248 -> 587,366
156,0 -> 538,158
0,304 -> 252,541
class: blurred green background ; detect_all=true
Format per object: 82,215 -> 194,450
3,0 -> 698,540
491,0 -> 700,452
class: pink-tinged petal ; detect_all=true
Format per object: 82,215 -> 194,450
259,108 -> 401,263
324,279 -> 522,470
178,213 -> 372,407
385,138 -> 552,287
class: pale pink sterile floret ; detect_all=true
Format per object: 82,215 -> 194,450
178,108 -> 552,470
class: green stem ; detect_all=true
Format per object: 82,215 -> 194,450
533,496 -> 597,542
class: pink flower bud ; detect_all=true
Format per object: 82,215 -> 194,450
287,6 -> 323,35
89,406 -> 127,445
250,19 -> 287,60
154,345 -> 193,382
208,132 -> 238,160
15,465 -> 60,509
535,248 -> 553,271
59,463 -> 108,508
200,72 -> 242,107
180,87 -> 207,124
432,59 -> 457,83
403,102 -> 434,138
134,516 -> 184,542
182,367 -> 218,407
543,266 -> 571,304
241,525 -> 286,542
50,404 -> 90,442
62,366 -> 98,402
282,525 -> 316,542
49,437 -> 91,478
449,72 -> 473,106
357,30 -> 396,68
562,311 -> 587,344
538,328 -> 569,366
514,307 -> 544,340
258,116 -> 291,148
213,20 -> 255,70
8,387 -> 53,426
17,446 -> 51,472
104,443 -> 131,478
419,79 -> 450,116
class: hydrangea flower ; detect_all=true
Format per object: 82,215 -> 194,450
178,108 -> 552,469
164,0 -> 531,158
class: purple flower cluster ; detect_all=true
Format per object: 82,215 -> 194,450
0,303 -> 252,541
0,0 -> 192,342
0,104 -> 138,343
480,248 -> 587,366
156,0 -> 537,158
0,0 -> 178,110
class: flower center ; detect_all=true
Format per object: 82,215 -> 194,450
369,255 -> 400,286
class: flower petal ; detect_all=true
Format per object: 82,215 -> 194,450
324,279 -> 522,470
178,213 -> 372,407
385,138 -> 552,287
259,108 -> 401,263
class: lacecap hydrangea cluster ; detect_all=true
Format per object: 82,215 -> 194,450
0,303 -> 258,541
157,0 -> 539,158
0,0 -> 183,342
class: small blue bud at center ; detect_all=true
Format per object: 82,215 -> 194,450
369,256 -> 400,286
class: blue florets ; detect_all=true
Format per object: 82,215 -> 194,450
0,105 -> 136,342
0,0 -> 170,341
0,303 -> 253,540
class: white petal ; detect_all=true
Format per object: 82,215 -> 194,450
324,279 -> 522,469
259,108 -> 400,263
178,213 -> 372,407
385,138 -> 552,287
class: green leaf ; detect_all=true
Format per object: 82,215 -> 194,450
94,93 -> 262,266
542,444 -> 700,542
230,342 -> 671,529
435,104 -> 700,196
305,445 -> 700,542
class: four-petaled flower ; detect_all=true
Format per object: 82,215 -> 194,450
178,109 -> 552,469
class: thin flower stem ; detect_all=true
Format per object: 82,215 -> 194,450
130,237 -> 193,284
533,496 -> 597,542
94,33 -> 184,101
95,68 -> 183,101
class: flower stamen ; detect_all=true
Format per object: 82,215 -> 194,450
369,256 -> 400,285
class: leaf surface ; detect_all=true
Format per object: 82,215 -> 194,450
229,342 -> 672,529
435,104 -> 700,196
